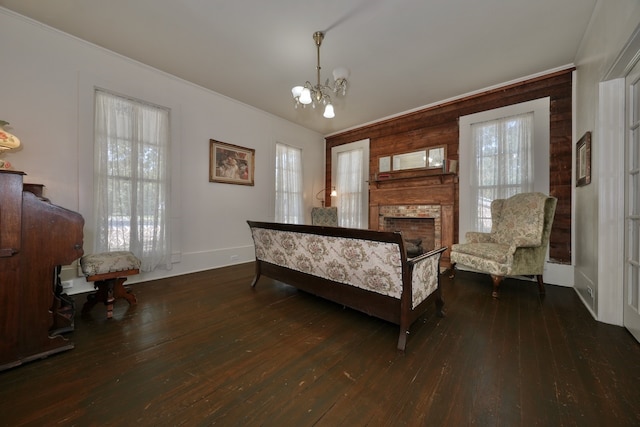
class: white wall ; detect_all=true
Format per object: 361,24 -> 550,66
0,9 -> 324,294
574,1 -> 640,323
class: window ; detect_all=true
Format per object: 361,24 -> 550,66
331,139 -> 370,229
459,98 -> 549,238
336,149 -> 363,228
275,142 -> 303,224
94,89 -> 171,272
470,112 -> 534,231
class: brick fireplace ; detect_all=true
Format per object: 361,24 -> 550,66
379,206 -> 440,252
369,171 -> 457,267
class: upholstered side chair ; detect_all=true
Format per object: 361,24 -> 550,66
450,192 -> 557,298
311,206 -> 338,226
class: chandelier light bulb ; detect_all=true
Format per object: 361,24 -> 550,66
299,87 -> 312,105
323,103 -> 335,118
332,67 -> 350,81
291,86 -> 303,98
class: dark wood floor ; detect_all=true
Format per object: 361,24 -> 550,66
1,263 -> 639,426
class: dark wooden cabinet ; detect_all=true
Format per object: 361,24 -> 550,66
0,170 -> 84,371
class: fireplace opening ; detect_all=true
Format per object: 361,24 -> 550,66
382,217 -> 435,257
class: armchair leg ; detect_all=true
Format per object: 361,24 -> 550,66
536,275 -> 546,295
490,275 -> 504,298
448,263 -> 456,279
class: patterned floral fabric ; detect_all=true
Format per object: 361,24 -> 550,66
451,192 -> 557,277
451,242 -> 511,264
80,251 -> 141,277
250,227 -> 440,309
492,192 -> 547,247
410,252 -> 440,307
311,207 -> 338,226
450,248 -> 512,276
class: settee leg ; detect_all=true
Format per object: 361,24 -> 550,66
397,330 -> 408,352
490,275 -> 503,299
249,275 -> 260,288
435,294 -> 445,317
536,275 -> 546,295
250,262 -> 262,288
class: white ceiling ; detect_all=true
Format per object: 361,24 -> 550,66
0,0 -> 597,135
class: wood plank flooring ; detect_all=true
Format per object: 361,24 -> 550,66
1,263 -> 639,426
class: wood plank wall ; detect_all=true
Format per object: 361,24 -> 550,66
324,69 -> 573,264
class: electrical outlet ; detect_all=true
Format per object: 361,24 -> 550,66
61,280 -> 73,289
587,286 -> 594,298
230,255 -> 239,262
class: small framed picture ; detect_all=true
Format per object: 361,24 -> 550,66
576,131 -> 591,187
209,139 -> 255,186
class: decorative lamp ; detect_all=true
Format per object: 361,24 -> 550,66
0,120 -> 21,170
315,186 -> 337,207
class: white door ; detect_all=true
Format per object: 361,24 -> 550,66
624,60 -> 640,342
331,139 -> 369,228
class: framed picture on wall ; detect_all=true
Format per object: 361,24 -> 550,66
209,139 -> 255,186
576,131 -> 591,187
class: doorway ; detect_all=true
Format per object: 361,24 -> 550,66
624,60 -> 640,342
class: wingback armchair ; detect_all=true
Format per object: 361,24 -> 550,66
450,192 -> 557,298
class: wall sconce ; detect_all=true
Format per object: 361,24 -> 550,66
315,186 -> 337,207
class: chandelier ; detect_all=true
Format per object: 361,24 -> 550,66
291,31 -> 350,119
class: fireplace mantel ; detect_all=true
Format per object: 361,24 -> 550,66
372,170 -> 456,187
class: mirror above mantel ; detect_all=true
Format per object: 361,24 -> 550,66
426,146 -> 445,168
379,145 -> 447,173
392,150 -> 426,171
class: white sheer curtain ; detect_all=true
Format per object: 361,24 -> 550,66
94,89 -> 171,272
336,148 -> 364,228
471,112 -> 534,232
275,142 -> 303,224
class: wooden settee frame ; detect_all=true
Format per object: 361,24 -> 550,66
247,221 -> 446,351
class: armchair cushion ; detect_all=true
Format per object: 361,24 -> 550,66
450,242 -> 511,265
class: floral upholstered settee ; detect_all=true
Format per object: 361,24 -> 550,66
450,192 -> 557,298
247,221 -> 446,351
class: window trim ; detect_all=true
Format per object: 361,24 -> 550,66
93,88 -> 172,271
458,97 -> 550,240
